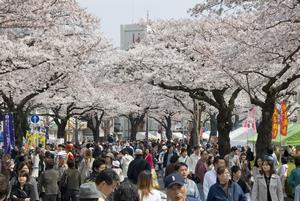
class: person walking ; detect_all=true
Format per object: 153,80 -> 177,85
203,157 -> 226,201
61,159 -> 81,201
10,171 -> 35,201
145,148 -> 159,188
119,149 -> 134,182
231,165 -> 251,201
78,149 -> 94,182
113,182 -> 140,201
85,158 -> 107,182
186,146 -> 201,179
195,150 -> 208,201
175,162 -> 200,200
251,159 -> 283,201
278,157 -> 288,197
95,169 -> 120,201
164,173 -> 201,201
127,149 -> 151,184
137,170 -> 161,201
252,157 -> 263,178
207,166 -> 246,201
288,158 -> 300,195
38,159 -> 60,201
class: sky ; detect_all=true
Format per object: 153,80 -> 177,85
78,0 -> 199,47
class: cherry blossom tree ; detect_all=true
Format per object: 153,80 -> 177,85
109,18 -> 243,156
192,0 -> 300,157
0,0 -> 109,146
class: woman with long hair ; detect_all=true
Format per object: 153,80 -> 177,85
78,149 -> 94,182
240,153 -> 251,185
251,160 -> 283,201
145,148 -> 159,188
137,170 -> 161,201
10,171 -> 35,201
10,161 -> 39,201
252,157 -> 263,178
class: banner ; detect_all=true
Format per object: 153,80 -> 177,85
280,101 -> 288,136
242,106 -> 257,132
272,108 -> 278,139
3,113 -> 15,154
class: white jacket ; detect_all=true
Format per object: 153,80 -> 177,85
203,169 -> 217,201
120,154 -> 134,178
251,174 -> 283,201
186,153 -> 200,174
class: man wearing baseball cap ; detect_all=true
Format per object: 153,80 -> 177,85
165,173 -> 202,201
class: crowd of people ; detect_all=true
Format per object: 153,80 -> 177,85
0,139 -> 299,201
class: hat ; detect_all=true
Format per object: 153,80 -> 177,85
164,173 -> 185,188
134,149 -> 143,155
105,153 -> 115,159
112,160 -> 120,168
79,183 -> 101,199
66,144 -> 73,151
162,145 -> 167,150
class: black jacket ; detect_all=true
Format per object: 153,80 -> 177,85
127,156 -> 151,184
10,183 -> 35,201
163,151 -> 178,168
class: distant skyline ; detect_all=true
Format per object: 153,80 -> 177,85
78,0 -> 198,47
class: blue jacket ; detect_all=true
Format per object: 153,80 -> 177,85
206,180 -> 246,201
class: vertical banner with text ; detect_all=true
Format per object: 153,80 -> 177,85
272,108 -> 278,139
3,113 -> 15,154
280,101 -> 288,136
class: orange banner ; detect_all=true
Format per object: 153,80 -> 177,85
280,101 -> 288,136
272,108 -> 278,139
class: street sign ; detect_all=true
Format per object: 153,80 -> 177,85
31,115 -> 40,124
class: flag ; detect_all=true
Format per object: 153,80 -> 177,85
280,101 -> 288,136
272,108 -> 278,139
3,113 -> 15,154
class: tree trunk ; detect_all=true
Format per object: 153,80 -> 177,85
13,109 -> 29,148
130,123 -> 139,141
129,113 -> 145,141
233,114 -> 239,130
56,119 -> 68,139
165,115 -> 172,140
255,95 -> 275,158
189,118 -> 199,150
101,119 -> 112,138
217,109 -> 232,157
86,114 -> 103,143
209,113 -> 218,142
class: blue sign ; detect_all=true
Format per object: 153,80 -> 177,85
31,115 -> 40,123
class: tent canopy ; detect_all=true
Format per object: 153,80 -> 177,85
230,127 -> 256,147
247,123 -> 300,145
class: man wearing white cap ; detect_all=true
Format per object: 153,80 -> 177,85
158,145 -> 168,177
127,149 -> 151,184
112,160 -> 124,182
